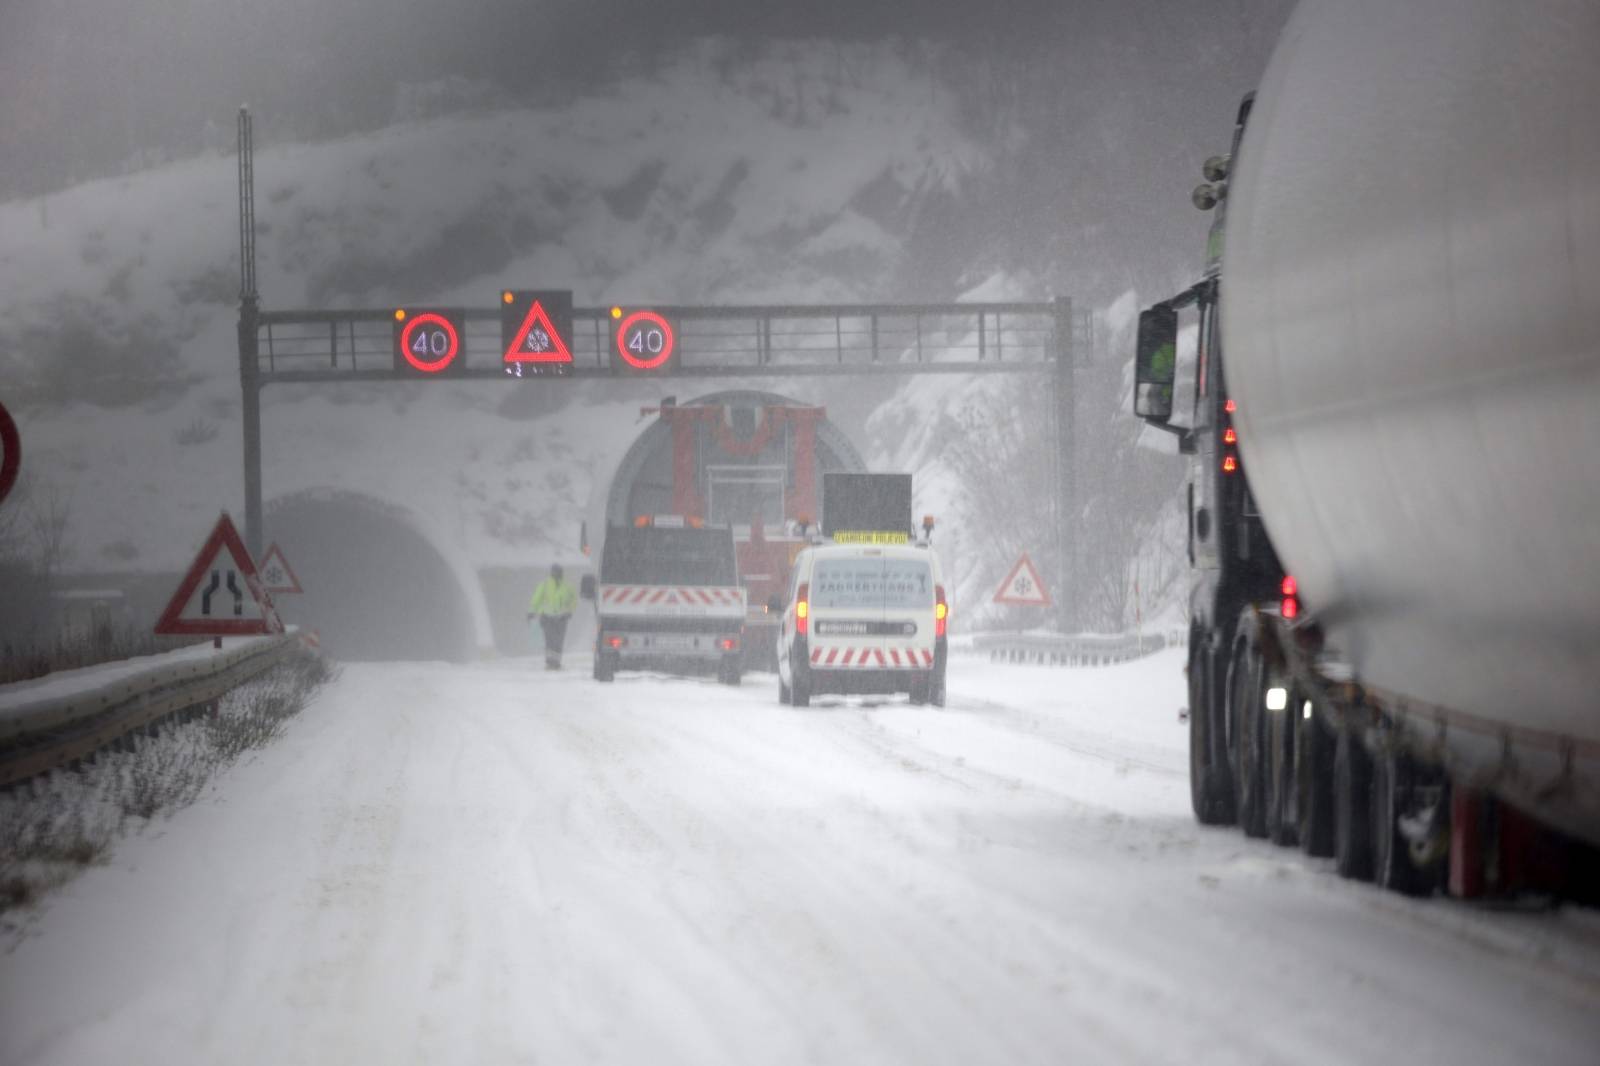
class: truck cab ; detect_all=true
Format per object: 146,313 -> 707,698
1132,93 -> 1292,833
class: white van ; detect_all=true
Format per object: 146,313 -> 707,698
774,543 -> 948,706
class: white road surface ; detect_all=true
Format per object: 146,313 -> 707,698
4,650 -> 1600,1065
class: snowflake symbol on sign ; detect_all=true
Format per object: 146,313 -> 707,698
525,328 -> 551,353
1016,576 -> 1034,594
265,565 -> 285,585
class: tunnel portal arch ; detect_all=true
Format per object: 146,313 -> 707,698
264,488 -> 492,662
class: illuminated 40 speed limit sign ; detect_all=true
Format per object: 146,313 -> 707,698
392,308 -> 465,375
612,309 -> 677,372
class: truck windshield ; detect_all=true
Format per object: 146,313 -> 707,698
600,527 -> 737,586
812,558 -> 932,610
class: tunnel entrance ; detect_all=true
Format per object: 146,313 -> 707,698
264,491 -> 477,663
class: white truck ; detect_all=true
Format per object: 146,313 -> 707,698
588,517 -> 746,685
1132,0 -> 1600,898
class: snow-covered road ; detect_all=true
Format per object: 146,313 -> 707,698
5,651 -> 1600,1065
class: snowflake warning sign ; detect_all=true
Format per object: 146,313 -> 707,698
993,553 -> 1051,607
501,289 -> 574,377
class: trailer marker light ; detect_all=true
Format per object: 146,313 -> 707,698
1224,398 -> 1237,413
718,637 -> 738,651
1265,686 -> 1288,712
634,515 -> 651,527
1281,576 -> 1297,597
1223,427 -> 1237,444
1222,454 -> 1238,473
606,635 -> 626,649
1302,700 -> 1313,721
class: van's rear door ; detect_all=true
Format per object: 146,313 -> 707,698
880,557 -> 936,671
807,553 -> 886,670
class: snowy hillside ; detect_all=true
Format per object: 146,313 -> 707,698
0,44 -> 1015,583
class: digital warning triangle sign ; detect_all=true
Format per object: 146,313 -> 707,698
155,513 -> 284,638
993,552 -> 1052,607
501,289 -> 574,377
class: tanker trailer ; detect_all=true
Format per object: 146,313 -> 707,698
1131,0 -> 1600,898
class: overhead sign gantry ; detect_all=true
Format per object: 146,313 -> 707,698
232,107 -> 1092,628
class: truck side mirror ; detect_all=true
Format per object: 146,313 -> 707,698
1134,305 -> 1178,423
579,574 -> 597,601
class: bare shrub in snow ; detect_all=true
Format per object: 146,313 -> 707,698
0,651 -> 337,924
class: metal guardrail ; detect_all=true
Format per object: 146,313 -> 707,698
966,630 -> 1179,667
0,633 -> 303,788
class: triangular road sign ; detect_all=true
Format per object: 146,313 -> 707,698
993,552 -> 1052,607
258,541 -> 304,595
503,299 -> 573,365
155,513 -> 284,636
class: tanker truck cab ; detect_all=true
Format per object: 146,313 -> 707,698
775,542 -> 948,707
590,516 -> 746,686
1134,91 -> 1295,837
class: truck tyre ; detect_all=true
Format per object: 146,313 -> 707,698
717,658 -> 742,686
1372,744 -> 1429,896
791,643 -> 812,708
1189,630 -> 1235,825
593,650 -> 616,683
1265,679 -> 1298,847
1227,637 -> 1268,839
908,676 -> 930,705
1296,702 -> 1336,857
1334,721 -> 1375,881
931,653 -> 947,708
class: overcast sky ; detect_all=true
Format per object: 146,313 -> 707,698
0,0 -> 1292,201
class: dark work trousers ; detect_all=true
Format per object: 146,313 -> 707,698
539,613 -> 571,668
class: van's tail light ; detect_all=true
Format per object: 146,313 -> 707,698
1281,575 -> 1299,620
934,585 -> 948,638
795,582 -> 809,636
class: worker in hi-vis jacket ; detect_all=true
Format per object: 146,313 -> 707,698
527,563 -> 578,670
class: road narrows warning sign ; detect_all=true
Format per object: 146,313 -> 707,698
155,513 -> 283,638
993,552 -> 1052,607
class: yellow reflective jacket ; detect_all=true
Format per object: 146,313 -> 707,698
528,576 -> 577,617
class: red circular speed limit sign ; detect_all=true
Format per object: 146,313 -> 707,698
0,399 -> 19,507
399,312 -> 461,373
615,310 -> 676,371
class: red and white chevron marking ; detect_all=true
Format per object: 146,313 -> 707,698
599,585 -> 744,607
810,645 -> 935,669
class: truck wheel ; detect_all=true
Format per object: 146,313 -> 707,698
593,651 -> 616,683
1265,680 -> 1299,847
1189,631 -> 1235,826
717,658 -> 742,686
791,644 -> 812,707
1227,638 -> 1268,839
908,676 -> 930,705
1334,721 -> 1374,881
1372,744 -> 1430,896
1296,701 -> 1336,857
